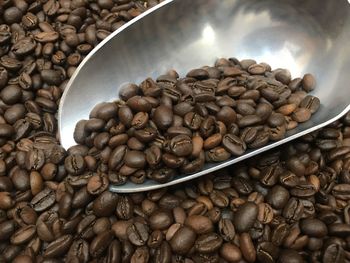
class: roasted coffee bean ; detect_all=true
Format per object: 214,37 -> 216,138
283,197 -> 304,223
240,232 -> 256,262
195,233 -> 223,253
328,223 -> 350,237
233,202 -> 258,233
322,243 -> 344,263
43,234 -> 73,258
206,146 -> 231,162
185,215 -> 213,234
90,231 -> 114,257
222,133 -> 246,156
266,185 -> 290,209
153,105 -> 173,130
216,106 -> 237,126
0,220 -> 16,240
93,191 -> 118,217
278,249 -> 304,263
169,135 -> 193,157
300,95 -> 320,114
169,226 -> 196,255
10,225 -> 36,245
218,218 -> 235,241
86,172 -> 109,195
127,222 -> 149,246
124,151 -> 146,168
256,242 -> 279,263
220,243 -> 242,262
302,73 -> 316,92
116,195 -> 134,220
30,188 -> 55,212
332,184 -> 350,200
148,210 -> 173,230
300,218 -> 327,237
67,239 -> 89,263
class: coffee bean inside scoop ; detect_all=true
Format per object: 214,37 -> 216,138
74,58 -> 321,185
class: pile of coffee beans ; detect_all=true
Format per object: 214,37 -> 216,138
1,0 -> 349,262
74,58 -> 320,184
1,113 -> 350,262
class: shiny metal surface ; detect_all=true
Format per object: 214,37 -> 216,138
59,0 -> 350,193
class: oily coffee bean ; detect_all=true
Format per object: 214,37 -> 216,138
195,233 -> 223,253
169,226 -> 196,255
220,243 -> 242,262
300,95 -> 320,114
90,231 -> 114,257
30,188 -> 55,212
43,234 -> 73,258
233,202 -> 258,233
222,134 -> 246,156
127,222 -> 149,246
240,232 -> 256,262
10,225 -> 36,245
300,218 -> 328,238
185,215 -> 213,234
302,73 -> 316,92
266,185 -> 290,209
0,220 -> 16,240
218,218 -> 235,241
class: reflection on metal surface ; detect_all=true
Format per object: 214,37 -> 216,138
201,25 -> 216,45
59,0 -> 350,193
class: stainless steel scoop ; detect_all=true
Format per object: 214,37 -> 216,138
58,0 -> 350,193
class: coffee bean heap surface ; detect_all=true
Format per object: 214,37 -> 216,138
1,0 -> 350,262
74,57 -> 320,185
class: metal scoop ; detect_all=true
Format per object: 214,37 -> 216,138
58,0 -> 350,193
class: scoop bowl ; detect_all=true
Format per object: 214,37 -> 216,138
59,0 -> 350,192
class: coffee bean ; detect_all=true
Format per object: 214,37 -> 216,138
10,225 -> 36,245
222,134 -> 246,156
283,197 -> 304,223
300,218 -> 327,238
153,105 -> 173,130
4,7 -> 23,24
195,233 -> 223,253
302,73 -> 316,92
169,226 -> 196,255
43,234 -> 73,257
265,185 -> 289,209
86,172 -> 109,195
0,123 -> 14,138
328,223 -> 350,237
300,95 -> 320,114
220,243 -> 242,262
127,222 -> 149,246
30,188 -> 55,212
124,150 -> 146,168
240,233 -> 256,262
233,202 -> 258,233
90,231 -> 114,257
256,242 -> 279,263
292,108 -> 312,123
185,215 -> 213,234
149,210 -> 173,230
0,220 -> 16,240
64,155 -> 86,175
116,195 -> 134,220
322,243 -> 344,263
278,249 -> 304,263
